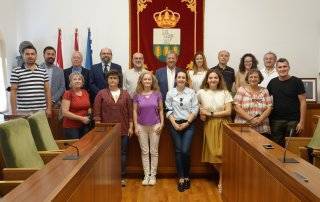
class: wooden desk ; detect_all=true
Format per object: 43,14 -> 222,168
222,124 -> 320,202
2,123 -> 121,202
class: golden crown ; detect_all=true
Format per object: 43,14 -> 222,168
153,7 -> 180,28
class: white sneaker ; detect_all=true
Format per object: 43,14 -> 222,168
218,183 -> 222,194
142,176 -> 149,185
148,176 -> 156,185
121,179 -> 127,187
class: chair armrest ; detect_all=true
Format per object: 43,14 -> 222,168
312,149 -> 320,156
298,146 -> 309,161
312,115 -> 320,119
38,151 -> 62,164
0,180 -> 23,196
2,168 -> 39,180
55,139 -> 79,150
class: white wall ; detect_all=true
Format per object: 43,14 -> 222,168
16,0 -> 129,69
2,0 -> 320,98
204,0 -> 320,78
0,0 -> 19,111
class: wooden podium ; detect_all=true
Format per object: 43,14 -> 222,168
222,124 -> 320,202
2,123 -> 121,202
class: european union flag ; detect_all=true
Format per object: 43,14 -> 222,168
85,28 -> 93,69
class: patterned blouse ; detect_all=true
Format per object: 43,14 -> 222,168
234,86 -> 272,133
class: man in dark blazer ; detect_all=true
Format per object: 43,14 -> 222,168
89,48 -> 122,100
155,52 -> 181,101
40,46 -> 65,106
64,51 -> 90,91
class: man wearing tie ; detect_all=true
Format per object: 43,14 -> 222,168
89,48 -> 122,100
155,52 -> 182,101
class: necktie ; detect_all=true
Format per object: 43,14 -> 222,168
104,64 -> 109,75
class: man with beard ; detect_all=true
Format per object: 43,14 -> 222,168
10,45 -> 52,116
90,48 -> 122,100
123,52 -> 147,97
40,46 -> 65,106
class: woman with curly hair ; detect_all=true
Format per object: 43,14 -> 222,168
235,53 -> 258,90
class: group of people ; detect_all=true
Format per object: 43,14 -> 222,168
9,44 -> 306,193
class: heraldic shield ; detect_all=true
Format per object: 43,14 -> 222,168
153,28 -> 181,62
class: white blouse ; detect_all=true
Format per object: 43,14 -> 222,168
197,89 -> 233,113
188,70 -> 207,92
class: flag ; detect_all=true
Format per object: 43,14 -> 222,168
56,28 -> 64,68
85,28 -> 93,69
74,28 -> 79,51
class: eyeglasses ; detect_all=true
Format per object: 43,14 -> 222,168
180,98 -> 183,106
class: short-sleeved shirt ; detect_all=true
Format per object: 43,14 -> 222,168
133,91 -> 162,125
259,67 -> 278,88
267,76 -> 305,121
234,87 -> 272,133
123,68 -> 147,97
188,70 -> 207,92
197,89 -> 233,113
10,65 -> 49,111
165,87 -> 199,120
212,65 -> 235,91
63,89 -> 90,128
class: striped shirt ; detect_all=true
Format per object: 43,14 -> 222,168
10,65 -> 49,111
234,86 -> 272,133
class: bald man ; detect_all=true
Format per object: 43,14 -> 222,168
123,52 -> 148,97
90,48 -> 122,100
64,51 -> 90,91
211,50 -> 235,91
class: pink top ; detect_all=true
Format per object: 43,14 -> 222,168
234,86 -> 272,133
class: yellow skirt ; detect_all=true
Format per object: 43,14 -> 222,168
202,117 -> 229,163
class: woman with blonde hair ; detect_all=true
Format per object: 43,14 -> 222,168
197,69 -> 233,192
61,72 -> 91,139
188,52 -> 209,92
133,71 -> 164,185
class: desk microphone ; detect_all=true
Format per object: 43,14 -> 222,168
280,128 -> 299,163
63,143 -> 80,160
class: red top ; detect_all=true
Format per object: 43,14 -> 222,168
94,89 -> 132,135
63,89 -> 90,128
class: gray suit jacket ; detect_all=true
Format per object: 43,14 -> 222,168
40,63 -> 65,103
51,66 -> 65,103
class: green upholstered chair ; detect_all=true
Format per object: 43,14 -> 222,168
28,111 -> 59,151
0,118 -> 44,169
27,111 -> 77,151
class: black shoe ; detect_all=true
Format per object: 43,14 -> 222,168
183,179 -> 191,190
177,182 -> 185,192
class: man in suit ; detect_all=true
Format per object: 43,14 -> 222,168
90,48 -> 122,100
64,51 -> 90,91
40,46 -> 65,106
155,52 -> 182,101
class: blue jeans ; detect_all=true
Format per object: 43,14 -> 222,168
121,135 -> 129,179
64,125 -> 90,139
170,123 -> 195,178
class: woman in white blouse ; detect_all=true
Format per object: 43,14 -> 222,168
187,52 -> 208,92
197,68 -> 233,193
